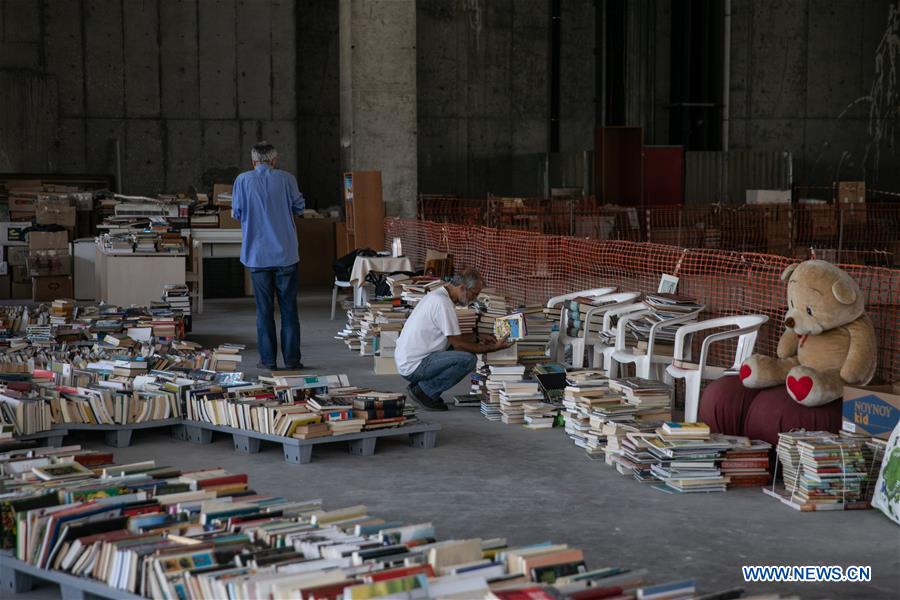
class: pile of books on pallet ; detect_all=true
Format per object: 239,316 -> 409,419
0,443 -> 740,600
185,373 -> 418,439
0,301 -> 244,437
764,429 -> 886,511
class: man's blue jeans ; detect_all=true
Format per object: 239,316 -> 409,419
403,351 -> 476,399
249,263 -> 301,368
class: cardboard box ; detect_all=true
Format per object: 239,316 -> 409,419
28,230 -> 69,251
213,183 -> 234,206
9,211 -> 35,222
843,385 -> 900,440
837,181 -> 865,204
373,355 -> 399,375
837,181 -> 866,225
1,222 -> 30,245
218,208 -> 240,229
0,275 -> 10,299
746,189 -> 791,205
36,203 -> 76,227
27,249 -> 72,276
6,246 -> 27,267
11,281 -> 31,299
32,276 -> 73,301
805,206 -> 838,239
8,195 -> 36,213
11,265 -> 29,284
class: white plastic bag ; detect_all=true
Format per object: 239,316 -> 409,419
872,421 -> 900,525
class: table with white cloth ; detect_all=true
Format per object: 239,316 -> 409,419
349,255 -> 413,306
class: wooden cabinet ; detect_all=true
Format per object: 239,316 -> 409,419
343,171 -> 384,251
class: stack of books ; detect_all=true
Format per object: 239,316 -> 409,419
719,436 -> 773,488
162,283 -> 191,316
499,381 -> 543,425
352,392 -> 408,430
646,423 -> 732,493
480,365 -> 525,422
210,343 -> 244,371
399,277 -> 446,304
522,402 -> 559,430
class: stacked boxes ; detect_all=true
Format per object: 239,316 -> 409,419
27,195 -> 76,300
0,221 -> 30,299
837,181 -> 866,225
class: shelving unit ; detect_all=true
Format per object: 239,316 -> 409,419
343,171 -> 385,251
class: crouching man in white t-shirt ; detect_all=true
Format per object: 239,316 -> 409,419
394,269 -> 512,410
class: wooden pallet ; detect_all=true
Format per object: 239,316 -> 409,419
0,551 -> 142,600
52,419 -> 183,448
174,420 -> 440,464
12,428 -> 69,448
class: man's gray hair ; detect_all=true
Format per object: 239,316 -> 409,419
251,141 -> 278,164
450,268 -> 482,289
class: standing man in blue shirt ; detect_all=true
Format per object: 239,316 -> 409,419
232,141 -> 306,370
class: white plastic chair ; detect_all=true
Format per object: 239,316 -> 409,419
545,287 -> 616,361
331,277 -> 353,320
568,292 -> 641,367
610,306 -> 705,380
587,302 -> 650,375
666,314 -> 769,423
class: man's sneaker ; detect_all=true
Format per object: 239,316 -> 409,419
256,362 -> 276,371
406,384 -> 448,411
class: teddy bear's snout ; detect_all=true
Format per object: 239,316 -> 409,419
784,316 -> 795,328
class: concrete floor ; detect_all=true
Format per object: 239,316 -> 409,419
24,289 -> 900,599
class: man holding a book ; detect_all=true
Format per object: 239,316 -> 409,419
395,269 -> 512,410
232,141 -> 306,371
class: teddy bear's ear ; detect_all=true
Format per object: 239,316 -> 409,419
780,263 -> 799,282
832,278 -> 857,305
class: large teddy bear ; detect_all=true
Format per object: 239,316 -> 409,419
740,260 -> 877,407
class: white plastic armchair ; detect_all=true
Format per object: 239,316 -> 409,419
546,287 -> 616,362
610,306 -> 705,381
665,314 -> 769,423
587,302 -> 650,375
569,292 -> 641,368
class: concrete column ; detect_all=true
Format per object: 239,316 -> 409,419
339,0 -> 417,217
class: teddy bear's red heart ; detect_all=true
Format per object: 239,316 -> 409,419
739,364 -> 751,381
787,375 -> 814,401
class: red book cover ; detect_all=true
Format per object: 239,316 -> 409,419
569,586 -> 625,600
366,564 -> 435,583
303,580 -> 360,600
73,453 -> 115,467
196,474 -> 249,489
493,587 -> 556,600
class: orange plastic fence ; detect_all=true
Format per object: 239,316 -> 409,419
418,196 -> 900,267
385,217 -> 899,384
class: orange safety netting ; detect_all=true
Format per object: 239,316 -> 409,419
418,196 -> 900,267
385,217 -> 899,384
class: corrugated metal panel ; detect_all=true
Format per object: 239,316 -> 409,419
685,150 -> 793,204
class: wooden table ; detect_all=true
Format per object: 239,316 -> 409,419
349,255 -> 413,305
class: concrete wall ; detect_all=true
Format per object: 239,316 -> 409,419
729,0 -> 900,188
416,0 -> 596,198
0,0 -> 300,197
298,0 -> 342,210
